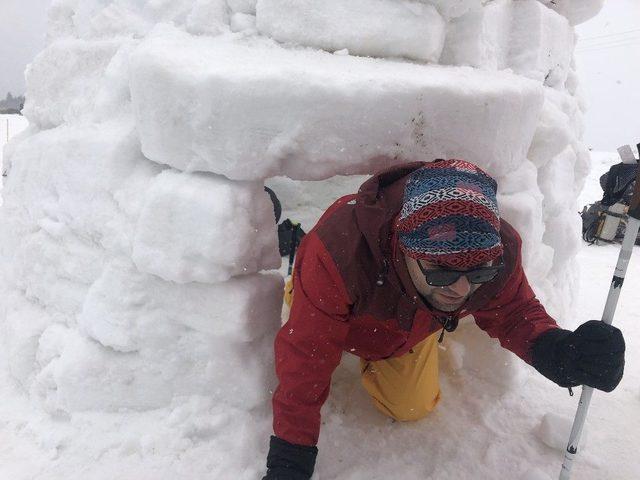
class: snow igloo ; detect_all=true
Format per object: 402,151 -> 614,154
0,0 -> 604,477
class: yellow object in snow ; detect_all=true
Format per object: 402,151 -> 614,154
284,274 -> 294,308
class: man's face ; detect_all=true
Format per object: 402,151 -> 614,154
404,256 -> 487,312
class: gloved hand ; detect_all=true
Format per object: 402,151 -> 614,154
532,320 -> 625,392
262,435 -> 318,480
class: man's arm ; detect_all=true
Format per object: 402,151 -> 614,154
473,256 -> 558,364
264,232 -> 351,479
473,250 -> 624,392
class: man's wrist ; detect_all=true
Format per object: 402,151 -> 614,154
531,328 -> 579,388
263,435 -> 318,480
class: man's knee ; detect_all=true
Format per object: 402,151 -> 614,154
361,359 -> 441,422
370,390 -> 440,422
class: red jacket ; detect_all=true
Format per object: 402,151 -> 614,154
272,162 -> 559,446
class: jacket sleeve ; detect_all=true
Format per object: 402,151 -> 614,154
272,232 -> 352,446
473,251 -> 560,364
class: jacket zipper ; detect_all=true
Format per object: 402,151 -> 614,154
437,315 -> 457,343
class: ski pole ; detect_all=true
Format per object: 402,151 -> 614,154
559,156 -> 640,479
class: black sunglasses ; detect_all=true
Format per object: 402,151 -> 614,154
417,260 -> 504,287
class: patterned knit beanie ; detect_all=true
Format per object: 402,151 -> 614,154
395,159 -> 503,269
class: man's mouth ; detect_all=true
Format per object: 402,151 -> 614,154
437,292 -> 465,303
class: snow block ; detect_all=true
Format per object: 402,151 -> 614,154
131,169 -> 280,284
230,12 -> 257,33
537,146 -> 578,218
424,0 -> 485,20
46,0 -> 229,41
542,211 -> 581,274
440,0 -> 512,70
185,0 -> 230,35
0,120 -> 160,315
3,292 -> 53,387
228,0 -> 257,14
256,0 -> 446,62
130,26 -> 544,180
497,166 -> 554,284
527,97 -> 573,168
79,259 -> 283,351
508,0 -> 574,87
540,0 -> 604,26
34,324 -> 275,413
442,0 -> 575,88
24,38 -> 122,128
535,412 -> 588,451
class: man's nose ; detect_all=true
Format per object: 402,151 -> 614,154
447,274 -> 471,296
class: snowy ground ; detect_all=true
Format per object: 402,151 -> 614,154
0,138 -> 638,479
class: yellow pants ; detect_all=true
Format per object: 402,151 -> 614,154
360,332 -> 441,421
284,275 -> 440,422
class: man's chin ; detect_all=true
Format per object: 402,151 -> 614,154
432,302 -> 461,312
431,295 -> 465,312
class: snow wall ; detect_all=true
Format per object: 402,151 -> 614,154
0,0 -> 603,476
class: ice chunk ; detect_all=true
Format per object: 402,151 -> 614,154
130,26 -> 544,180
131,169 -> 280,284
256,0 -> 446,62
79,259 -> 283,350
509,1 -> 574,87
440,0 -> 512,70
535,412 -> 588,451
24,38 -> 122,128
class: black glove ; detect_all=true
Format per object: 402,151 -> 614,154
532,321 -> 625,392
262,435 -> 318,480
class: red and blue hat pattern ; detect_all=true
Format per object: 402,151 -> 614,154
396,159 -> 503,269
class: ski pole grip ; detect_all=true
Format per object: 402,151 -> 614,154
629,154 -> 640,220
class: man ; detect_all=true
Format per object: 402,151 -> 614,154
262,160 -> 625,480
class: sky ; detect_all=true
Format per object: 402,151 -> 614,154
0,0 -> 51,99
0,0 -> 638,151
574,0 -> 640,151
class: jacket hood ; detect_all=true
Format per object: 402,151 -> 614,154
354,161 -> 426,269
